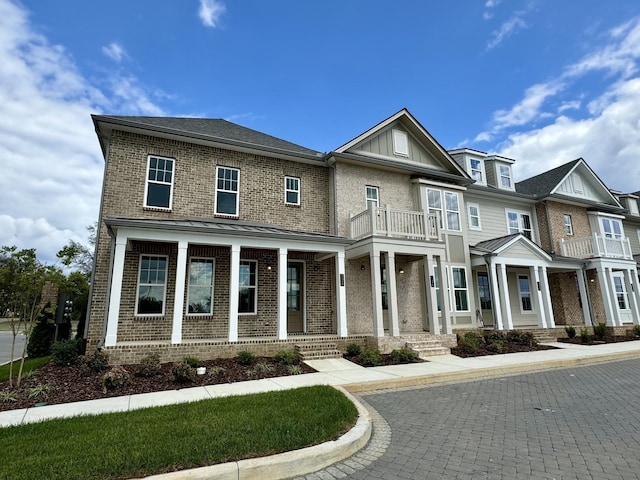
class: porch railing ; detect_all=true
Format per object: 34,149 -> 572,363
560,234 -> 633,260
349,205 -> 440,241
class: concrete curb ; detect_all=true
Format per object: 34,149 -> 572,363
139,387 -> 372,480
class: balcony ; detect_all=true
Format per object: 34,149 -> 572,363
349,205 -> 440,241
560,234 -> 633,260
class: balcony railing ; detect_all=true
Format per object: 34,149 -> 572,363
349,205 -> 440,241
560,234 -> 633,260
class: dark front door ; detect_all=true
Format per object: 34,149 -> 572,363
287,262 -> 304,333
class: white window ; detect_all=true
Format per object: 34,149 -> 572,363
636,229 -> 640,245
215,166 -> 240,216
629,199 -> 639,215
518,275 -> 533,312
433,265 -> 444,312
144,156 -> 174,209
499,165 -> 513,189
452,267 -> 469,312
469,159 -> 484,183
468,203 -> 481,230
393,130 -> 409,156
238,260 -> 257,314
366,186 -> 379,209
285,176 -> 300,205
445,192 -> 461,231
601,218 -> 623,239
571,175 -> 584,194
613,273 -> 628,309
506,210 -> 532,240
136,255 -> 168,315
564,214 -> 573,235
187,258 -> 215,315
427,189 -> 442,227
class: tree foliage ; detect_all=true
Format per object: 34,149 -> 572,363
56,222 -> 96,278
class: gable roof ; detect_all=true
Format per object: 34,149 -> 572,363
92,115 -> 323,161
471,233 -> 552,261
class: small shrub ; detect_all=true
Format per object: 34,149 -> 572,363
255,362 -> 273,374
359,348 -> 382,367
345,343 -> 362,357
208,366 -> 226,376
565,326 -> 576,339
245,368 -> 258,379
483,331 -> 505,343
274,350 -> 299,365
101,366 -> 130,392
485,341 -> 504,353
81,350 -> 110,374
634,325 -> 640,337
170,361 -> 196,383
236,351 -> 255,366
458,331 -> 483,353
390,347 -> 419,364
0,391 -> 17,403
580,328 -> 590,343
594,322 -> 607,340
26,303 -> 55,358
505,331 -> 537,347
287,365 -> 303,375
51,339 -> 82,366
183,356 -> 202,368
136,353 -> 162,377
28,384 -> 51,399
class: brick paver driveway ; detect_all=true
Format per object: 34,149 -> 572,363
302,358 -> 640,480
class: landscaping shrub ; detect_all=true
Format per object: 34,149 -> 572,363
136,353 -> 161,377
80,350 -> 110,375
345,343 -> 362,357
505,330 -> 537,347
634,325 -> 640,337
28,384 -> 51,399
101,366 -> 130,392
565,326 -> 576,339
183,356 -> 202,368
483,330 -> 505,343
51,338 -> 83,366
26,302 -> 55,358
287,365 -> 303,375
274,350 -> 299,365
236,351 -> 255,366
359,348 -> 382,367
171,361 -> 196,383
594,322 -> 607,340
457,331 -> 483,353
390,347 -> 419,364
580,328 -> 590,343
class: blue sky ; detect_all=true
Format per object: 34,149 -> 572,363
2,0 -> 640,264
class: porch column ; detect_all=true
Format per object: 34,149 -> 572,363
277,247 -> 288,340
539,266 -> 555,328
630,268 -> 640,326
335,250 -> 348,337
576,269 -> 593,326
497,263 -> 513,330
624,268 -> 640,326
423,255 -> 439,335
386,252 -> 400,336
105,234 -> 127,347
530,266 -> 547,329
370,251 -> 384,337
436,256 -> 452,334
171,241 -> 188,344
487,258 -> 504,330
228,244 -> 241,342
597,266 -> 618,326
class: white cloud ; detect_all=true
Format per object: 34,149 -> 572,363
198,0 -> 226,28
102,42 -> 126,62
486,12 -> 528,50
557,100 -> 581,113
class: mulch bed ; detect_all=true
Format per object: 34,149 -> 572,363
557,335 -> 640,345
450,343 -> 556,358
0,357 -> 315,412
344,353 -> 425,367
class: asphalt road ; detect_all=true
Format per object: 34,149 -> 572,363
0,333 -> 25,364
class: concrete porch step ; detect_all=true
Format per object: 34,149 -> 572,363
295,342 -> 342,361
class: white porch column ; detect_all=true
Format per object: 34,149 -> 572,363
423,255 -> 439,335
624,268 -> 640,326
370,252 -> 384,337
539,266 -> 555,328
530,266 -> 547,329
386,252 -> 400,336
487,259 -> 504,330
335,250 -> 348,337
277,247 -> 288,340
228,244 -> 241,342
597,266 -> 618,326
497,263 -> 513,330
576,269 -> 592,326
436,256 -> 452,334
171,241 -> 188,344
630,268 -> 640,326
105,234 -> 127,347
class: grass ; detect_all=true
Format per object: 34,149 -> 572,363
0,385 -> 358,480
0,357 -> 51,382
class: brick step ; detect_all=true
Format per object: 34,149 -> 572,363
530,331 -> 557,343
406,340 -> 451,358
295,342 -> 338,351
295,342 -> 342,360
406,340 -> 446,348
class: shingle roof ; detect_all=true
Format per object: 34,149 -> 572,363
515,159 -> 581,197
95,115 -> 322,157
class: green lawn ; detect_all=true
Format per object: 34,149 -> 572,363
0,357 -> 50,382
0,385 -> 358,480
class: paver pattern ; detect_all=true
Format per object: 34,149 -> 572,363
301,358 -> 640,479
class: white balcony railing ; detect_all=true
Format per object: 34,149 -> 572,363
349,205 -> 440,241
560,234 -> 633,260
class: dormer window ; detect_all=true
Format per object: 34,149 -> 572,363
392,130 -> 409,156
469,158 -> 484,183
629,199 -> 639,215
499,165 -> 513,189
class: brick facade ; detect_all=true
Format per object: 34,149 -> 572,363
535,201 -> 592,254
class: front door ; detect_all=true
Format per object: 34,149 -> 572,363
612,272 -> 632,324
381,266 -> 389,330
287,262 -> 304,333
477,272 -> 494,327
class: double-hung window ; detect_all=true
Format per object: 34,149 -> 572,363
564,214 -> 573,235
452,267 -> 469,311
137,255 -> 167,315
187,258 -> 215,314
445,192 -> 461,231
145,156 -> 174,209
518,275 -> 533,312
215,166 -> 240,216
470,159 -> 484,183
499,165 -> 512,189
366,186 -> 379,209
468,203 -> 481,230
477,272 -> 491,310
427,189 -> 442,228
238,260 -> 257,314
284,176 -> 300,205
506,210 -> 532,240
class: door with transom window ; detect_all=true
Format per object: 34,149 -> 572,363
287,262 -> 304,333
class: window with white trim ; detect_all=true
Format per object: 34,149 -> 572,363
518,275 -> 533,312
427,189 -> 442,228
365,186 -> 379,209
137,255 -> 167,315
452,267 -> 469,311
392,130 -> 409,156
187,258 -> 215,315
469,158 -> 484,183
629,199 -> 639,215
636,229 -> 640,245
238,260 -> 257,314
601,218 -> 623,239
564,214 -> 573,235
468,203 -> 481,230
571,175 -> 584,194
445,192 -> 461,231
613,273 -> 628,309
506,210 -> 532,240
215,166 -> 240,216
499,165 -> 513,189
477,272 -> 491,310
433,265 -> 442,312
145,156 -> 174,209
284,176 -> 300,205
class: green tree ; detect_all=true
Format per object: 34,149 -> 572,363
56,222 -> 97,278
